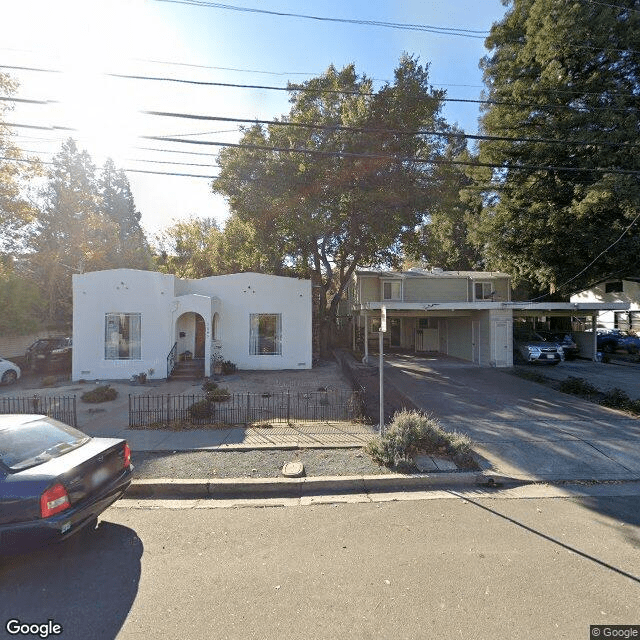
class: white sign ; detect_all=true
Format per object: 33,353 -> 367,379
380,306 -> 387,333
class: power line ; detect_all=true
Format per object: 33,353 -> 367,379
138,135 -> 640,175
530,209 -> 640,301
142,110 -> 640,149
152,0 -> 489,37
0,97 -> 57,105
112,72 -> 639,113
4,62 -> 640,110
5,121 -> 76,132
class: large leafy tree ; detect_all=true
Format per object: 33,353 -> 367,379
475,0 -> 640,295
154,216 -> 222,278
0,72 -> 46,332
403,137 -> 483,270
213,55 -> 451,352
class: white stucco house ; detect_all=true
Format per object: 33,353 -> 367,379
347,268 -> 629,367
570,278 -> 640,332
72,269 -> 312,381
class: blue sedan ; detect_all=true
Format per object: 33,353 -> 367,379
0,414 -> 132,555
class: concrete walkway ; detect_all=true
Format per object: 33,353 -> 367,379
385,354 -> 640,483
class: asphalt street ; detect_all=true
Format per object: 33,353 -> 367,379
2,487 -> 640,640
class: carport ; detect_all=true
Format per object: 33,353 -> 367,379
353,301 -> 629,367
353,301 -> 513,367
509,301 -> 630,361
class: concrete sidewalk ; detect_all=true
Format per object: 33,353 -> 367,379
110,422 -> 376,452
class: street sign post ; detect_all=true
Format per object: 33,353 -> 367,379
379,306 -> 386,435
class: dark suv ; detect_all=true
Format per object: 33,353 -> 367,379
25,337 -> 72,371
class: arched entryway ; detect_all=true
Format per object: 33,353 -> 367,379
176,312 -> 206,360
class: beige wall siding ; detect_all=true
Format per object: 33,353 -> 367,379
492,278 -> 511,301
401,317 -> 416,349
359,277 -> 380,303
404,278 -> 468,302
446,317 -> 473,360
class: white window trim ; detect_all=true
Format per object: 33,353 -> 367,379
474,281 -> 494,301
382,280 -> 402,301
249,313 -> 283,356
105,312 -> 142,360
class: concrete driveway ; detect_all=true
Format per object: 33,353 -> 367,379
385,354 -> 640,482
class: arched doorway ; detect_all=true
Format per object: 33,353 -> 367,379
176,312 -> 206,360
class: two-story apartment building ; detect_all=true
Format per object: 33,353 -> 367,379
347,268 -> 629,367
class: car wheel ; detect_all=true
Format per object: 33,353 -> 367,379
1,370 -> 17,385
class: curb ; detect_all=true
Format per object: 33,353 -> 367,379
126,471 -> 521,499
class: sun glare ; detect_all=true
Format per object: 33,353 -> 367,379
51,0 -> 149,163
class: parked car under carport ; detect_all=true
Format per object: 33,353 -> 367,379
513,330 -> 564,365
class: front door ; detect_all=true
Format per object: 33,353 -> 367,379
389,318 -> 402,348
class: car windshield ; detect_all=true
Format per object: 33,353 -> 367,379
515,332 -> 547,342
0,417 -> 90,472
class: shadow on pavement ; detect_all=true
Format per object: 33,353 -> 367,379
0,521 -> 142,640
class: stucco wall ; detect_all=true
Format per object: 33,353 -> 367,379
184,273 -> 312,371
73,269 -> 312,381
73,269 -> 175,380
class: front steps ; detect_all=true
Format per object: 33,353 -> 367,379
170,358 -> 205,380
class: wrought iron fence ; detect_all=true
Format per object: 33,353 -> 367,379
0,395 -> 77,428
129,389 -> 363,427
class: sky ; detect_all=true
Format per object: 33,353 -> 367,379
2,0 -> 509,239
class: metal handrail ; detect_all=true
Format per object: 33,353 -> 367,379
167,342 -> 177,378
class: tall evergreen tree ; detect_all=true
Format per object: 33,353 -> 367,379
100,158 -> 151,269
475,0 -> 640,296
30,138 -> 112,322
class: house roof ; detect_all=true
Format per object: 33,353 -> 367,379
355,268 -> 510,279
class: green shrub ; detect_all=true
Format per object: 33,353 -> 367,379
189,399 -> 212,420
42,376 -> 57,387
81,385 -> 118,403
558,376 -> 598,398
221,360 -> 237,375
202,380 -> 218,394
207,387 -> 231,402
599,388 -> 640,414
366,410 -> 472,468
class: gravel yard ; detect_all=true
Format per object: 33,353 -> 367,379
132,448 -> 393,479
